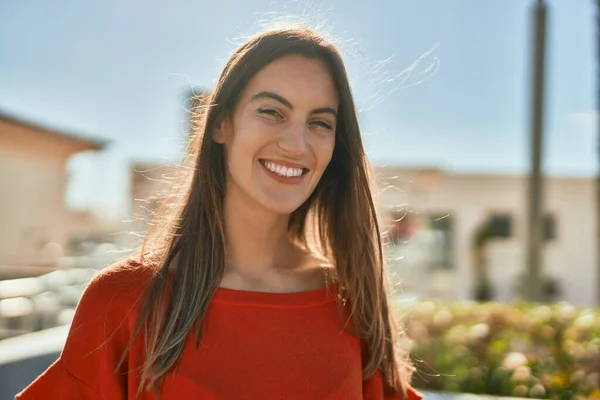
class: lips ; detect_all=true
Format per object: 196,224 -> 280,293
259,159 -> 309,178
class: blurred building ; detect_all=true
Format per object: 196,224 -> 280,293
126,88 -> 596,306
0,112 -> 108,274
128,89 -> 209,236
378,166 -> 595,307
129,162 -> 175,237
128,158 -> 596,307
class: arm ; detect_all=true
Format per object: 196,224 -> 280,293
363,370 -> 423,400
15,358 -> 104,399
16,262 -> 149,400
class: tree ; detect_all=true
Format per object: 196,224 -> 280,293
471,221 -> 495,301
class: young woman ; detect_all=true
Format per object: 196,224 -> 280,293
17,27 -> 422,400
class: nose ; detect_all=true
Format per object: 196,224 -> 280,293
278,123 -> 308,157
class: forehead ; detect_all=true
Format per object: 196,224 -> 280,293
241,54 -> 338,108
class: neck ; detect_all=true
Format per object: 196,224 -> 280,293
222,187 -> 295,277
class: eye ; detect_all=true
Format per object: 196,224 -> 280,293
257,108 -> 283,120
311,120 -> 334,131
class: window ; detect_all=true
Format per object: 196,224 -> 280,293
488,214 -> 512,238
480,212 -> 555,242
427,214 -> 454,269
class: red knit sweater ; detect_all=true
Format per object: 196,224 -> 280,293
16,261 -> 422,400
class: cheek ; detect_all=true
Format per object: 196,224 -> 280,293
228,116 -> 270,150
224,126 -> 258,162
315,136 -> 335,169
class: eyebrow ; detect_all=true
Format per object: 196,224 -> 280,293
250,91 -> 338,119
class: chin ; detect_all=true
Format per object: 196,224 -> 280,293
254,190 -> 312,216
258,198 -> 306,216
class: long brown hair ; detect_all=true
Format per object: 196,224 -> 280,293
121,27 -> 415,396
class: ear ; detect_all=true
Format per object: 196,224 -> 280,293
212,116 -> 231,144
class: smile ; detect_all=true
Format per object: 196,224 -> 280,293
259,160 -> 308,178
258,159 -> 310,185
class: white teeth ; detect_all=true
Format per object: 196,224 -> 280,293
263,161 -> 304,178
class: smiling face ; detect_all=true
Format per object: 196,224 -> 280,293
214,54 -> 338,215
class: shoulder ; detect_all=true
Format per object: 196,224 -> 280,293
295,248 -> 338,286
80,258 -> 154,307
89,257 -> 154,288
17,259 -> 155,398
66,257 -> 154,330
62,258 -> 155,353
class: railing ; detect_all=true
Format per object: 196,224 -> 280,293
0,253 -> 122,340
0,325 -> 66,399
0,267 -> 94,340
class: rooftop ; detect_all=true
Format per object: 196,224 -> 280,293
0,110 -> 108,151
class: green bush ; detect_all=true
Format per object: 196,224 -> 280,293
396,300 -> 600,399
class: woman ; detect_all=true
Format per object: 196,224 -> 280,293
17,27 -> 422,400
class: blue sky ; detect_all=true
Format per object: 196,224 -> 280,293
0,0 -> 596,217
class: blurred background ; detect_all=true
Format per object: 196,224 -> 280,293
0,0 -> 598,398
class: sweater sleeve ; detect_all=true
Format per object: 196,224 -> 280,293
362,370 -> 423,400
15,261 -> 150,400
15,358 -> 104,399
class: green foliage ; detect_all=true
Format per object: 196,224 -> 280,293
397,300 -> 600,399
